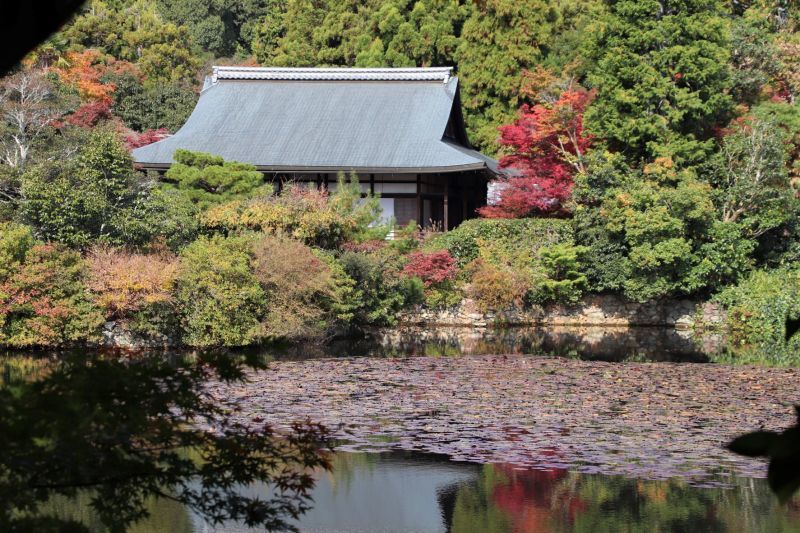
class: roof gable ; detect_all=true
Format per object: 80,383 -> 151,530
133,67 -> 496,173
211,66 -> 454,83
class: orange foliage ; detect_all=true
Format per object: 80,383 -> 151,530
54,50 -> 140,104
251,234 -> 339,340
87,247 -> 179,319
465,259 -> 529,312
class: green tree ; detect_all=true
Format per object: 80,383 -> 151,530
20,130 -> 138,247
116,187 -> 201,250
584,0 -> 732,164
0,350 -> 329,531
729,7 -> 782,104
354,0 -> 466,68
266,0 -> 325,66
713,118 -> 795,238
338,249 -> 418,326
456,0 -> 559,152
62,0 -> 200,86
251,0 -> 290,64
110,73 -> 197,132
580,156 -> 724,301
60,0 -> 134,59
157,0 -> 273,57
19,131 -> 195,249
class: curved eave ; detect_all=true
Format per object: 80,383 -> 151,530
134,161 -> 494,175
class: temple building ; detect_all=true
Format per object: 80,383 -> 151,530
132,66 -> 499,230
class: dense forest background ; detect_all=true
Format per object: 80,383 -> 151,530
1,0 -> 800,361
14,0 -> 800,153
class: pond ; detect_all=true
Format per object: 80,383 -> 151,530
49,451 -> 800,532
4,327 -> 800,531
267,325 -> 726,362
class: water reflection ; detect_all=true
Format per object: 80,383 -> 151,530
266,326 -> 724,362
61,451 -> 800,532
0,351 -> 328,531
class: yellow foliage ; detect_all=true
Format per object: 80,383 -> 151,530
87,247 -> 179,319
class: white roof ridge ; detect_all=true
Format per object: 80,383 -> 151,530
211,66 -> 453,83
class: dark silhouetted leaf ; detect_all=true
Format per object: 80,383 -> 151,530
768,457 -> 800,503
728,431 -> 780,457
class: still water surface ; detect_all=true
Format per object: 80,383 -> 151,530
20,328 -> 799,532
269,326 -> 723,362
55,451 -> 800,532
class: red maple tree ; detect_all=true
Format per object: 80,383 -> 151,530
65,100 -> 113,128
124,128 -> 170,150
479,88 -> 594,218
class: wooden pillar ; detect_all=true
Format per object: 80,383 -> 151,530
316,173 -> 322,190
370,173 -> 375,195
443,176 -> 449,231
416,173 -> 423,227
462,183 -> 468,222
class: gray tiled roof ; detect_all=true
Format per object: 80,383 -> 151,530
212,66 -> 455,82
132,67 -> 497,174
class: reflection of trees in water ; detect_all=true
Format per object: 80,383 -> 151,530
325,449 -> 380,495
441,463 -> 800,533
336,327 -> 723,362
39,492 -> 194,533
0,355 -> 54,385
0,351 -> 329,531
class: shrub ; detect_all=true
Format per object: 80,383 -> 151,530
388,221 -> 422,254
338,250 -> 421,326
532,244 -> 589,304
423,284 -> 462,309
315,251 -> 360,327
176,236 -> 266,347
402,250 -> 458,288
426,218 -> 574,267
87,247 -> 180,337
0,241 -> 102,347
202,175 -> 383,248
402,249 -> 461,310
714,267 -> 800,365
341,240 -> 386,253
0,223 -> 35,278
116,188 -> 200,250
465,259 -> 529,313
426,218 -> 576,311
252,234 -> 351,341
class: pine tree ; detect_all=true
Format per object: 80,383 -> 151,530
456,0 -> 559,153
584,0 -> 732,165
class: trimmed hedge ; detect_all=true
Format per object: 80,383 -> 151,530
425,218 -> 574,267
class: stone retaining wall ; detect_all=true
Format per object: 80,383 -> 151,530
399,295 -> 725,330
98,296 -> 727,349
